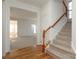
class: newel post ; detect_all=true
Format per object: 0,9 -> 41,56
42,30 -> 46,52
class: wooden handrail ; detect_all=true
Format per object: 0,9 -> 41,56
63,0 -> 68,16
45,13 -> 66,32
42,1 -> 67,52
42,12 -> 66,52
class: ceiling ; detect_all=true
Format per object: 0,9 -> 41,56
16,0 -> 49,8
10,0 -> 72,20
16,0 -> 72,8
3,0 -> 72,8
10,7 -> 37,20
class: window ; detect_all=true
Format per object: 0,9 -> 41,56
10,20 -> 17,38
32,24 -> 36,34
68,2 -> 72,19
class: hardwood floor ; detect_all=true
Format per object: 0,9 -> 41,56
3,45 -> 55,59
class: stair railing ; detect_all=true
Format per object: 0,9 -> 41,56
63,0 -> 68,16
42,0 -> 67,52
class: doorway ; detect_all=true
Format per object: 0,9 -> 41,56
10,7 -> 38,51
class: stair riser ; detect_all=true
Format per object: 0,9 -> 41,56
60,29 -> 71,33
46,48 -> 75,59
56,36 -> 71,41
59,32 -> 71,37
50,45 -> 75,57
53,40 -> 71,48
46,49 -> 61,59
50,44 -> 75,54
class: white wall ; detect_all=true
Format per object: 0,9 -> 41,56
72,0 -> 76,52
40,0 -> 67,44
10,36 -> 37,51
18,19 -> 36,36
11,36 -> 36,50
2,1 -> 10,56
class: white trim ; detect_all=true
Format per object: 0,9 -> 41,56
4,0 -> 40,13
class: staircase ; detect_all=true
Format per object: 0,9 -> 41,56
46,22 -> 75,59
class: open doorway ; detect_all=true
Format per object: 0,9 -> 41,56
10,7 -> 38,51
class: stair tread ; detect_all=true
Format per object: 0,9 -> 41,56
50,43 -> 74,54
47,48 -> 75,59
56,35 -> 71,41
53,39 -> 71,48
60,29 -> 71,33
59,31 -> 71,36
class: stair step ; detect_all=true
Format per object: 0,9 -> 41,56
46,48 -> 61,59
53,38 -> 71,48
63,23 -> 71,28
53,38 -> 71,43
50,43 -> 75,54
61,28 -> 71,32
56,35 -> 71,41
46,46 -> 75,59
62,25 -> 71,28
63,25 -> 71,29
59,31 -> 71,37
46,49 -> 61,59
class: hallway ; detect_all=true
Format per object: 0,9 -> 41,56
2,0 -> 75,59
